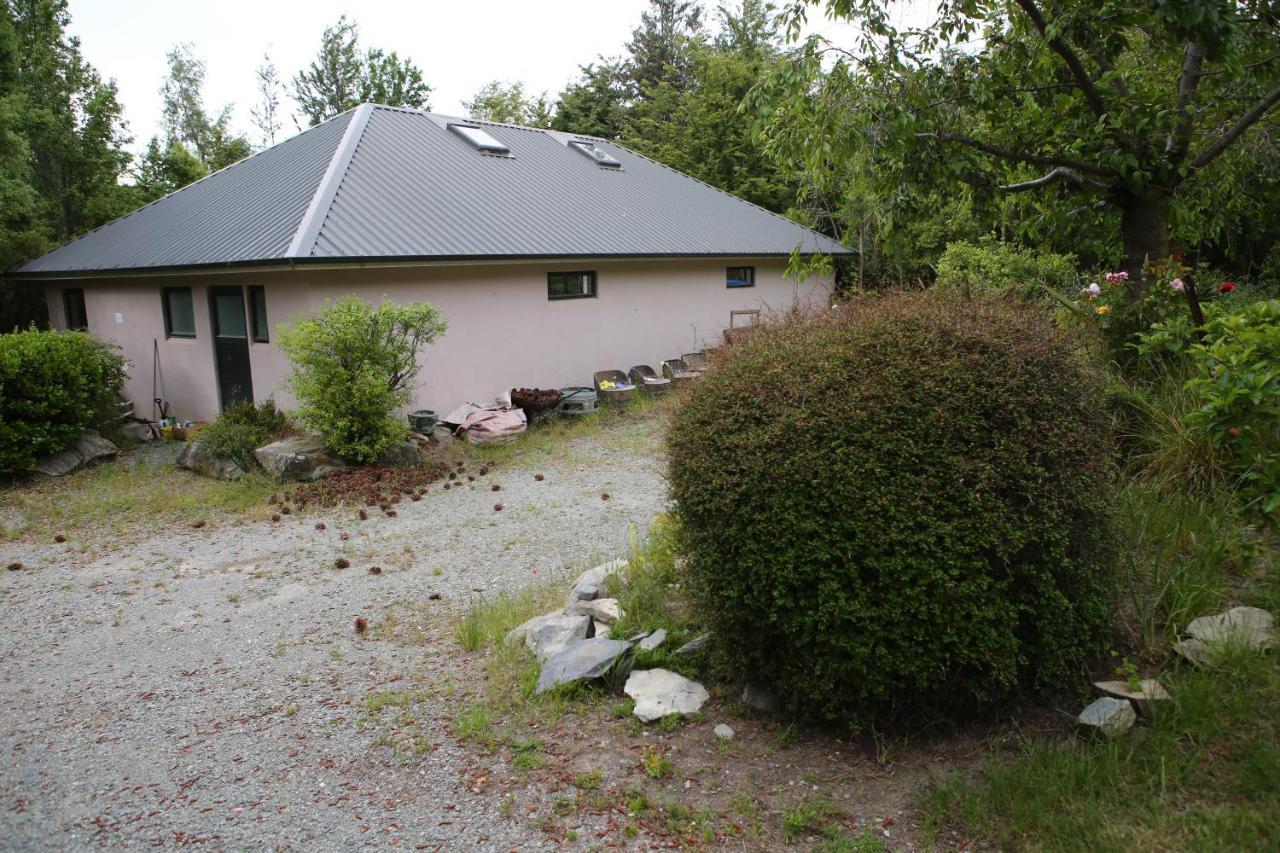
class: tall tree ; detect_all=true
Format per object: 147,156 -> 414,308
464,80 -> 552,125
758,0 -> 1280,286
552,60 -> 630,138
158,43 -> 250,173
293,17 -> 431,126
250,50 -> 282,147
134,137 -> 208,200
626,0 -> 706,96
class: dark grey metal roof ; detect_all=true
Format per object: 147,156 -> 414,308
16,104 -> 849,276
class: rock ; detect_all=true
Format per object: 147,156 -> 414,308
624,668 -> 710,721
741,682 -> 780,713
176,439 -> 246,480
1186,606 -> 1274,650
675,633 -> 713,656
593,619 -> 611,639
713,723 -> 735,741
535,638 -> 632,694
638,628 -> 667,651
1173,638 -> 1214,666
1094,679 -> 1170,717
1077,697 -> 1136,738
377,440 -> 422,468
506,611 -> 591,663
254,434 -> 349,481
120,422 -> 154,443
34,430 -> 118,476
568,559 -> 627,603
569,597 -> 624,624
431,425 -> 454,443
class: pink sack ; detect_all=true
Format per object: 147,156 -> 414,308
456,407 -> 527,445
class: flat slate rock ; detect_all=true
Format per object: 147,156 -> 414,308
535,637 -> 632,694
675,633 -> 713,655
34,430 -> 118,476
624,668 -> 710,721
1094,679 -> 1170,716
638,628 -> 667,651
1186,606 -> 1274,650
1077,696 -> 1136,739
506,611 -> 590,663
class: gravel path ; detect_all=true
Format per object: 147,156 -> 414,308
0,417 -> 668,850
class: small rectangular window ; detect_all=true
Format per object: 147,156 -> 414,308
63,288 -> 87,330
248,286 -> 269,342
548,271 -> 597,300
568,139 -> 621,168
163,287 -> 195,338
448,123 -> 510,154
726,266 -> 755,288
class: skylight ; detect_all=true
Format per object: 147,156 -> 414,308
448,123 -> 510,154
568,139 -> 622,168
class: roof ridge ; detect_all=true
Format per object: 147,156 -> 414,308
286,103 -> 375,258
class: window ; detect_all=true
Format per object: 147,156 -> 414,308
726,266 -> 755,288
568,139 -> 621,168
63,288 -> 87,330
448,123 -> 510,154
548,271 -> 597,300
163,287 -> 195,338
248,286 -> 269,342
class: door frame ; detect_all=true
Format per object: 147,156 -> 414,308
207,285 -> 254,411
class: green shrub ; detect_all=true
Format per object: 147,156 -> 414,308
0,328 -> 125,476
934,237 -> 1078,299
1182,299 -> 1280,519
279,297 -> 447,463
667,292 -> 1118,724
195,399 -> 291,471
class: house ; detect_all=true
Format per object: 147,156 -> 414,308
13,104 -> 849,422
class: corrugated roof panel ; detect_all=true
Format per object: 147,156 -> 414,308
16,111 -> 355,273
16,104 -> 848,275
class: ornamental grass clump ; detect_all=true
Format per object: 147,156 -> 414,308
279,297 -> 446,463
667,292 -> 1118,724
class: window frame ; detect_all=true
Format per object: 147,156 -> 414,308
162,287 -> 196,339
725,266 -> 756,288
63,288 -> 87,331
247,286 -> 269,343
547,270 -> 598,301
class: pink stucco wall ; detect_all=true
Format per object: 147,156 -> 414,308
46,258 -> 832,423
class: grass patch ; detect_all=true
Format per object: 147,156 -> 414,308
1,452 -> 277,541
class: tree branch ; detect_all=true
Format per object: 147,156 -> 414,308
999,166 -> 1087,192
1166,42 -> 1206,165
1190,82 -> 1280,169
1013,0 -> 1109,118
917,131 -> 1119,177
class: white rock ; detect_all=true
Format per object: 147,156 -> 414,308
569,597 -> 624,624
1186,606 -> 1274,650
505,611 -> 591,662
624,668 -> 709,722
638,628 -> 667,651
1093,679 -> 1170,717
592,619 -> 611,639
1077,697 -> 1136,738
568,559 -> 627,603
713,723 -> 735,741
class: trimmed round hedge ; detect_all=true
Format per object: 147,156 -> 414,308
667,292 -> 1117,722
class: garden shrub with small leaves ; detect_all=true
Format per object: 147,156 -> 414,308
934,237 -> 1078,300
0,329 -> 126,476
667,292 -> 1118,724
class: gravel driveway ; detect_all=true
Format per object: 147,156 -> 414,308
0,417 -> 667,850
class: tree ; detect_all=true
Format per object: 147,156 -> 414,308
250,51 -> 282,147
463,80 -> 552,125
758,1 -> 1280,287
0,0 -> 135,329
135,137 -> 208,201
293,17 -> 431,126
552,60 -> 629,138
158,43 -> 251,173
626,0 -> 706,96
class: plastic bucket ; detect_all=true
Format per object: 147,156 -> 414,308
407,409 -> 438,433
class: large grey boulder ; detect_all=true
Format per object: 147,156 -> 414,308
1186,606 -> 1274,650
378,440 -> 423,468
506,611 -> 591,662
1077,697 -> 1136,738
176,439 -> 246,480
569,597 -> 624,624
535,637 -> 632,694
568,559 -> 627,603
1094,679 -> 1170,717
254,434 -> 348,481
34,430 -> 118,476
624,668 -> 710,721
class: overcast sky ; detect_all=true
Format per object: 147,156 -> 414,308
66,0 -> 929,155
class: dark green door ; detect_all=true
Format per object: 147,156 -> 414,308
209,286 -> 253,410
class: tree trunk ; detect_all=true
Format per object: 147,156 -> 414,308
1120,192 -> 1171,288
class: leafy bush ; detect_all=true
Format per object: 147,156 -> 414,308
1182,299 -> 1280,518
667,292 -> 1118,723
934,237 -> 1078,299
0,328 -> 125,476
279,297 -> 447,463
194,399 -> 290,471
